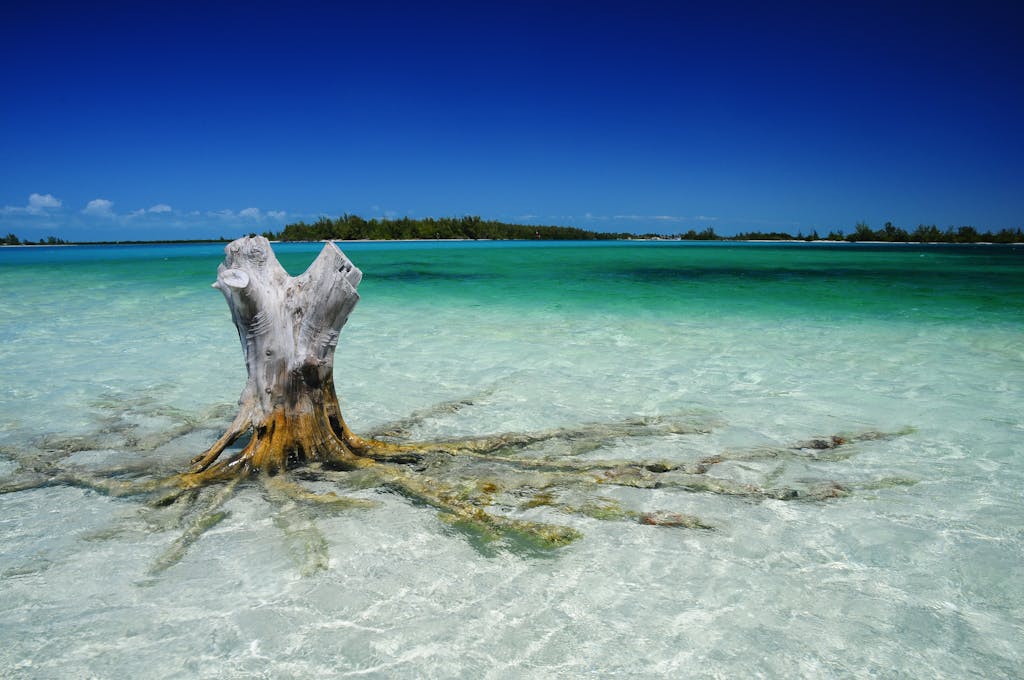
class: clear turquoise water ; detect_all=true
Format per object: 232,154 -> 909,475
1,241 -> 1022,678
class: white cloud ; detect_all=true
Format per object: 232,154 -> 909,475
227,207 -> 288,221
0,195 -> 290,233
1,192 -> 63,215
610,214 -> 692,222
28,193 -> 62,213
82,198 -> 115,217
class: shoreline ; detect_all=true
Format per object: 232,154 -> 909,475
2,238 -> 1022,247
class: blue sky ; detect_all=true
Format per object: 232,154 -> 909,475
2,0 -> 1022,240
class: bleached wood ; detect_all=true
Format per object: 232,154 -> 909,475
191,236 -> 365,474
212,237 -> 360,420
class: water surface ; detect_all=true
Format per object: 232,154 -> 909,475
1,241 -> 1022,677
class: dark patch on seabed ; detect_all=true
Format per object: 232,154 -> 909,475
617,266 -> 869,283
612,265 -> 1024,288
371,269 -> 493,283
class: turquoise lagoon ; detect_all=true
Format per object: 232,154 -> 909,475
1,241 -> 1022,677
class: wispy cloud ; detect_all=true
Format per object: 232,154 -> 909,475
1,197 -> 286,241
610,214 -> 718,223
127,204 -> 175,218
200,207 -> 289,223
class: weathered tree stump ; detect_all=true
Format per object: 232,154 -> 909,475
188,236 -> 372,478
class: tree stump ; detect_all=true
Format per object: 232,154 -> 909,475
189,236 -> 372,477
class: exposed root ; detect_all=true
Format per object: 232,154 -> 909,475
262,476 -> 334,575
525,495 -> 714,530
0,388 -> 914,571
365,384 -> 499,439
0,467 -> 171,499
398,414 -> 711,456
261,473 -> 377,510
376,466 -> 583,550
31,399 -> 237,466
56,470 -> 171,498
687,428 -> 917,472
149,477 -> 240,574
273,508 -> 331,576
188,409 -> 253,471
186,407 -> 375,477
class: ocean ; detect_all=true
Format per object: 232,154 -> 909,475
1,240 -> 1022,678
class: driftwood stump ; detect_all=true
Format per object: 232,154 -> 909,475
189,236 -> 373,477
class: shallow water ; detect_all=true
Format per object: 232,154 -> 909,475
1,241 -> 1023,678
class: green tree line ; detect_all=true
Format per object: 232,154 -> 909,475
728,222 -> 1024,244
2,233 -> 66,245
264,214 -> 630,241
267,216 -> 1022,244
3,218 -> 1021,246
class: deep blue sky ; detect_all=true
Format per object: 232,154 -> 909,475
2,0 -> 1022,240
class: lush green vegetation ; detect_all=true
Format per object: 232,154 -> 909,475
2,217 -> 1021,246
263,214 -> 631,242
729,222 -> 1024,244
266,216 -> 1022,244
2,233 -> 66,245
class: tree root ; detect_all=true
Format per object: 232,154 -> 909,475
188,408 -> 253,472
364,385 -> 500,439
261,473 -> 376,510
365,413 -> 713,459
149,478 -> 240,574
374,465 -> 583,550
262,476 -> 336,576
0,392 -> 914,572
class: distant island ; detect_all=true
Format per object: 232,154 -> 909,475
267,215 -> 1023,244
3,215 -> 1022,246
